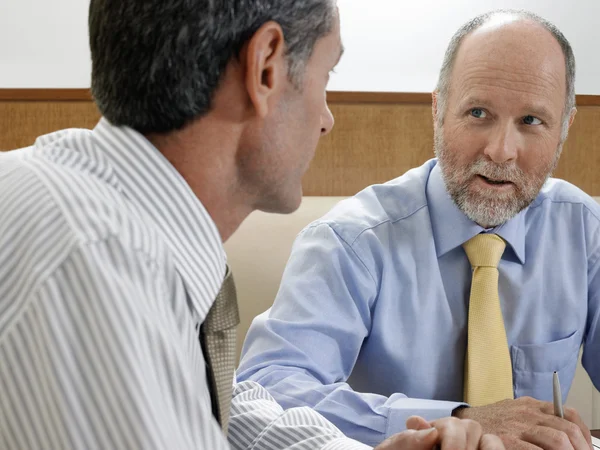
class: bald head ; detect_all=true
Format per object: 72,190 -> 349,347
468,15 -> 566,75
435,10 -> 576,134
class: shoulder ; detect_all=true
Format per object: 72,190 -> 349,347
0,129 -> 168,267
532,178 -> 600,222
305,160 -> 435,246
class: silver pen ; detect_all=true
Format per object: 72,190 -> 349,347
553,371 -> 564,419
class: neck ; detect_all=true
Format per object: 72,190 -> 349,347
146,116 -> 253,242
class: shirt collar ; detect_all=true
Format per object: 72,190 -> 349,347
91,118 -> 227,320
427,161 -> 526,264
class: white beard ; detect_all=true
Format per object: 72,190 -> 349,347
434,128 -> 560,228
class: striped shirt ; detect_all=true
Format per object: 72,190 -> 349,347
0,118 -> 370,450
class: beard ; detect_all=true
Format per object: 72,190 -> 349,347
434,129 -> 562,228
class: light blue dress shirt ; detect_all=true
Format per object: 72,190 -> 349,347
237,159 -> 600,447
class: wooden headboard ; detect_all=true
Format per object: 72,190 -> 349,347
2,89 -> 600,196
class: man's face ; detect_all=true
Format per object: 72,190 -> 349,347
434,18 -> 571,228
251,9 -> 342,214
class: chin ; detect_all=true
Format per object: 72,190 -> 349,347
257,187 -> 303,215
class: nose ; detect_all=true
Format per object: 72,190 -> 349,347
484,123 -> 518,164
320,103 -> 335,136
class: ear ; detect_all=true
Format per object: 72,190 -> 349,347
568,107 -> 577,128
432,91 -> 439,129
243,21 -> 287,118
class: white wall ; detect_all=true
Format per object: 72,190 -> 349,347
0,0 -> 90,88
330,0 -> 600,93
0,0 -> 599,92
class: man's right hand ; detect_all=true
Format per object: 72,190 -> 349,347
374,416 -> 505,450
453,396 -> 592,449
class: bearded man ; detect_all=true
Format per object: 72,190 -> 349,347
237,9 -> 598,450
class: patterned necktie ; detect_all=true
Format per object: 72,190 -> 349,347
200,266 -> 240,434
462,233 -> 514,406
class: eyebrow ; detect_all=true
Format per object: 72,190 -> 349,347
460,97 -> 494,110
522,104 -> 555,121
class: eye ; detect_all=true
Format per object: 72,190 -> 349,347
523,115 -> 542,125
470,108 -> 487,119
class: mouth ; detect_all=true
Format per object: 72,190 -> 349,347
476,174 -> 514,187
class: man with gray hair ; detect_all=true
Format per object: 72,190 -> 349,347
238,9 -> 600,450
0,0 -> 504,449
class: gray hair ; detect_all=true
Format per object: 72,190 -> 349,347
89,0 -> 336,134
435,9 -> 576,139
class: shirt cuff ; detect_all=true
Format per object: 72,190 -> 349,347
385,397 -> 468,438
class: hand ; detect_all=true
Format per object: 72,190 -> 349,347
373,415 -> 505,450
453,397 -> 592,449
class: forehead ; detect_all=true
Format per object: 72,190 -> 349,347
449,19 -> 567,112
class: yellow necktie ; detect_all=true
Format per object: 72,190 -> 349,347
462,233 -> 514,406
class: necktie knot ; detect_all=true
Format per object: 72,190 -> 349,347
463,233 -> 506,268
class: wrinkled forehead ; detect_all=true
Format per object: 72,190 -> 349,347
450,19 -> 567,109
469,18 -> 565,66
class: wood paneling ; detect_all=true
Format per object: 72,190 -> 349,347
2,93 -> 600,196
306,103 -> 600,196
0,101 -> 101,150
573,95 -> 600,107
2,89 -> 600,105
304,103 -> 435,195
326,91 -> 433,104
0,89 -> 92,101
556,106 -> 600,192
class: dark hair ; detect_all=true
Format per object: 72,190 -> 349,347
435,9 -> 576,134
89,0 -> 335,134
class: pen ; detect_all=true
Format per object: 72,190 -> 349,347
553,371 -> 564,419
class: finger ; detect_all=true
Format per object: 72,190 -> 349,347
563,406 -> 592,449
522,425 -> 577,450
440,424 -> 467,450
499,435 -> 543,450
429,417 -> 468,450
538,400 -> 558,416
406,416 -> 433,431
479,434 -> 506,450
540,415 -> 589,450
462,419 -> 483,450
375,428 -> 439,450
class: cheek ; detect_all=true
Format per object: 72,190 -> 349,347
303,77 -> 328,125
518,133 -> 561,171
443,123 -> 484,161
308,95 -> 325,127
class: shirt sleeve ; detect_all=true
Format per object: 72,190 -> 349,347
0,238 -> 227,450
236,223 -> 464,447
583,210 -> 600,390
228,380 -> 372,450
